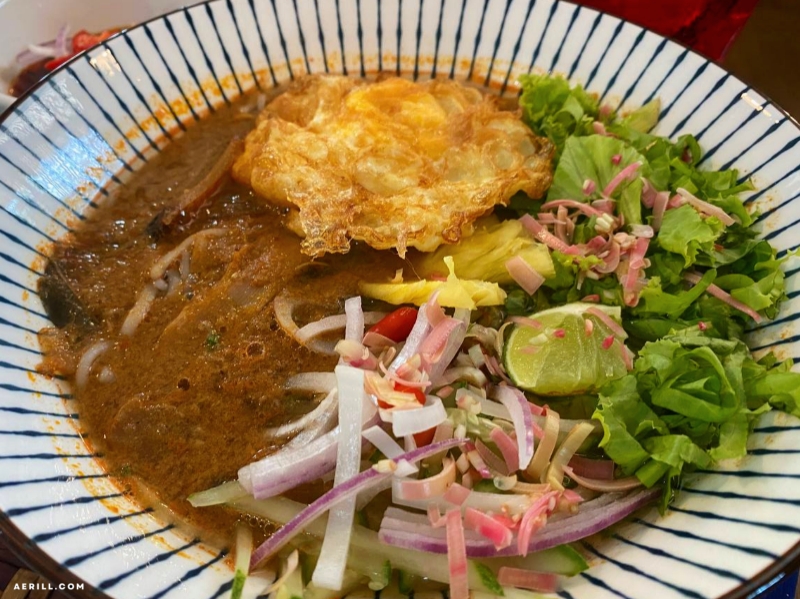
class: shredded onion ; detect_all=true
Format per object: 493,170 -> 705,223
584,306 -> 628,339
391,396 -> 447,437
603,161 -> 641,197
652,191 -> 669,232
475,439 -> 511,477
564,466 -> 642,492
249,438 -> 464,568
546,422 -> 595,490
478,396 -> 512,420
519,214 -> 572,253
390,304 -> 432,373
594,241 -> 621,274
446,509 -> 469,599
685,272 -> 763,322
526,410 -> 559,481
505,255 -> 545,296
444,482 -> 472,506
75,340 -> 110,388
363,331 -> 396,350
623,237 -> 650,307
362,425 -> 404,459
541,199 -> 604,217
641,178 -> 657,208
263,550 -> 299,594
493,386 -> 535,470
629,224 -> 654,238
489,427 -> 520,473
464,508 -> 513,549
120,284 -> 158,336
344,296 -> 365,343
676,187 -> 736,226
393,458 -> 456,501
380,488 -> 659,557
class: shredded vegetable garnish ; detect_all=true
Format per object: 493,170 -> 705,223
182,71 -> 800,599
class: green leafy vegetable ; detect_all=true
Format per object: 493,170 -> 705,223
518,74 -> 599,157
547,135 -> 647,202
656,204 -> 724,267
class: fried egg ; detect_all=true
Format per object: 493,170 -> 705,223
233,75 -> 554,257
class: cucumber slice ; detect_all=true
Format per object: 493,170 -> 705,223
478,544 -> 588,577
230,524 -> 253,599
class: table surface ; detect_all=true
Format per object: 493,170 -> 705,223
1,0 -> 799,597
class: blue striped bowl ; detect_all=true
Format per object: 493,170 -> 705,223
0,1 -> 798,598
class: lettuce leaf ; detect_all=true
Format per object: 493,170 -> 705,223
518,74 -> 599,157
656,204 -> 724,267
593,375 -> 668,475
547,135 -> 648,202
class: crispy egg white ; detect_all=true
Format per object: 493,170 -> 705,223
233,75 -> 554,257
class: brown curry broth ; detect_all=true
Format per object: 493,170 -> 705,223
38,98 -> 404,545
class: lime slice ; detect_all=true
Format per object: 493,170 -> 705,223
503,302 -> 629,396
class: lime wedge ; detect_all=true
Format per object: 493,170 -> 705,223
503,302 -> 628,396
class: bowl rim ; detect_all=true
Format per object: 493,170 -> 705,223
0,0 -> 799,597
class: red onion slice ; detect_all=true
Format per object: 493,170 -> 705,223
249,438 -> 465,568
541,199 -> 604,217
585,306 -> 628,339
446,508 -> 469,599
676,187 -> 736,226
475,439 -> 511,477
564,466 -> 642,493
519,214 -> 572,253
393,457 -> 456,501
464,507 -> 513,549
54,24 -> 72,57
652,191 -> 669,232
640,178 -> 657,209
489,427 -> 519,473
379,488 -> 659,558
603,161 -> 642,197
493,386 -> 535,470
505,255 -> 545,296
389,304 -> 432,373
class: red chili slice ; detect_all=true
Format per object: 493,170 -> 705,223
368,307 -> 418,342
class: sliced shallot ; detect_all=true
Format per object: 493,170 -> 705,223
564,466 -> 642,492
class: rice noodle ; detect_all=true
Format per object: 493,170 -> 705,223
284,372 -> 338,394
266,389 -> 338,439
150,228 -> 227,281
75,340 -> 110,388
120,284 -> 158,336
297,312 -> 385,345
